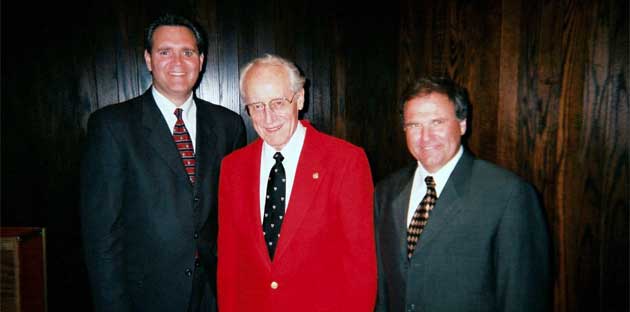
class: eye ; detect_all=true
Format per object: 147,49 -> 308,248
432,119 -> 444,126
158,50 -> 170,56
183,50 -> 196,57
252,103 -> 266,110
270,99 -> 287,109
404,123 -> 421,130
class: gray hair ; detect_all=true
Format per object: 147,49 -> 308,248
239,54 -> 306,96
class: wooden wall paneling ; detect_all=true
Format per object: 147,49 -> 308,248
516,0 -> 564,186
429,1 -> 448,76
449,0 -> 502,162
303,2 -> 334,134
497,0 -> 522,173
331,11 -> 348,141
1,10 -> 46,225
577,0 -> 629,310
197,0 -> 222,106
516,2 -> 573,309
114,2 -> 144,103
92,3 -> 122,109
549,1 -> 591,311
236,0 -> 268,141
214,0 -> 243,118
398,0 -> 421,97
271,0 -> 299,61
597,0 -> 630,309
329,4 -> 401,182
271,1 -> 323,131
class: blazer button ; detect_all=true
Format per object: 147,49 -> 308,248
270,281 -> 278,289
185,268 -> 192,277
194,197 -> 200,202
193,232 -> 199,239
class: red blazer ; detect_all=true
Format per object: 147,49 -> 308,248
218,121 -> 376,312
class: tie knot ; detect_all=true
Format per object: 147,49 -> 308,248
273,152 -> 284,163
174,108 -> 183,120
424,176 -> 436,188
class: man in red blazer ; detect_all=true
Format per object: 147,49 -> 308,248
217,54 -> 376,311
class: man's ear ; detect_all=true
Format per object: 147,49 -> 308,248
198,53 -> 205,72
296,88 -> 305,110
459,119 -> 467,135
144,50 -> 152,72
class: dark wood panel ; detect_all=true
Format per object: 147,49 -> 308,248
575,0 -> 629,310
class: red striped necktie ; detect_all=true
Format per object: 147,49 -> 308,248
173,108 -> 196,184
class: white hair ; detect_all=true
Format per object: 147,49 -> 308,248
239,54 -> 306,96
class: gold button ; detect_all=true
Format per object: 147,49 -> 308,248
270,281 -> 279,289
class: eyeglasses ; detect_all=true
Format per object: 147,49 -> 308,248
244,92 -> 297,117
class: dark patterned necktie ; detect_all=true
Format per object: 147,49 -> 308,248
262,152 -> 286,260
173,108 -> 196,184
407,176 -> 437,260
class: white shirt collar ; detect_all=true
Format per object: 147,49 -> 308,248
152,87 -> 194,119
406,146 -> 463,227
259,122 -> 307,221
416,146 -> 464,196
151,87 -> 197,150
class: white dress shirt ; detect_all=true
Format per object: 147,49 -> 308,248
406,146 -> 464,227
152,87 -> 197,151
259,123 -> 306,222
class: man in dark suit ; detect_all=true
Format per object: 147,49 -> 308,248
374,76 -> 551,312
80,14 -> 245,312
217,54 -> 376,311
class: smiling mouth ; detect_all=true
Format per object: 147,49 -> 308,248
265,125 -> 282,132
169,72 -> 186,76
421,145 -> 440,150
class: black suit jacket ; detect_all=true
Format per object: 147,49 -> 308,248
80,90 -> 246,312
375,150 -> 551,312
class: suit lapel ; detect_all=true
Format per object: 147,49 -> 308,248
414,151 -> 474,249
194,101 -> 218,186
194,100 -> 219,220
390,166 -> 415,263
273,124 -> 326,262
141,91 -> 192,186
243,140 -> 271,264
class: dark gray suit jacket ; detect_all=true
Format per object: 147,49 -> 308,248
80,90 -> 246,312
375,150 -> 551,312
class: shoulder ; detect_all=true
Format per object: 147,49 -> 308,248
467,157 -> 538,200
222,138 -> 260,163
471,158 -> 527,185
87,95 -> 144,127
375,164 -> 415,194
306,124 -> 365,157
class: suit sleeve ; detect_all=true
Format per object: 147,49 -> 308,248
337,149 -> 377,311
80,112 -> 130,312
217,158 -> 237,311
495,181 -> 552,311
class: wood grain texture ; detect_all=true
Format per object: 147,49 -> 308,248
1,0 -> 627,311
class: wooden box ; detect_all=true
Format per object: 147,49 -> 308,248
1,227 -> 47,312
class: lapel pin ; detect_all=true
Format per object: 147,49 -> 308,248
312,172 -> 319,179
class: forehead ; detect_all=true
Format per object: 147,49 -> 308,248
404,92 -> 455,117
152,26 -> 197,46
243,64 -> 291,98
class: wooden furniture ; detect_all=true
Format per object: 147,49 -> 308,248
1,227 -> 47,312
